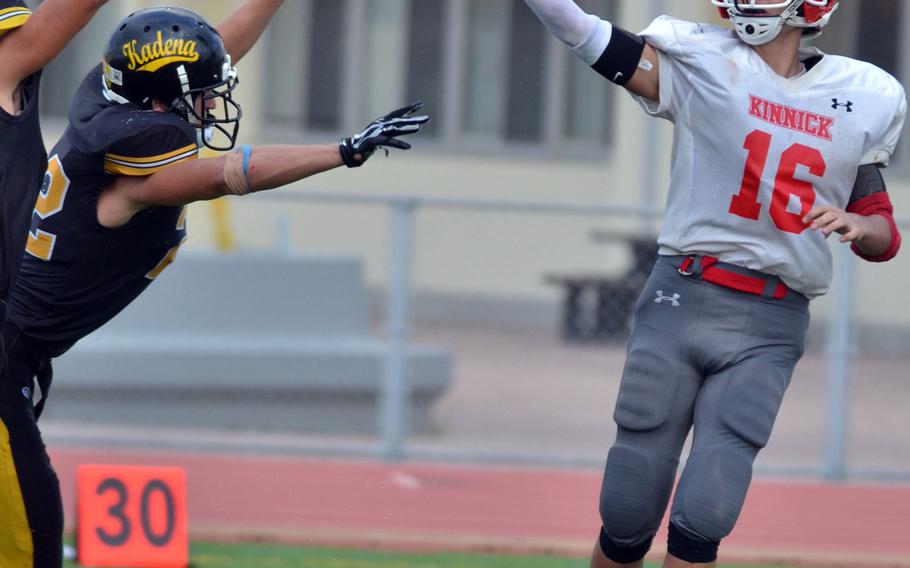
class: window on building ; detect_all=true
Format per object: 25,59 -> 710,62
39,9 -> 120,120
406,0 -> 444,138
264,0 -> 618,158
854,0 -> 908,170
816,0 -> 908,170
306,0 -> 346,130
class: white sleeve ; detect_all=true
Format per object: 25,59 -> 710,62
572,18 -> 612,65
629,16 -> 693,120
631,49 -> 675,120
629,16 -> 718,121
636,16 -> 710,58
861,84 -> 907,167
522,0 -> 605,60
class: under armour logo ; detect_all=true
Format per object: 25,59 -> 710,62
21,387 -> 31,400
654,290 -> 681,307
831,98 -> 853,112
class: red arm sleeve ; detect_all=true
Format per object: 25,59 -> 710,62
846,192 -> 901,262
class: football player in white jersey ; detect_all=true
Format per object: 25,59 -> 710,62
523,0 -> 906,567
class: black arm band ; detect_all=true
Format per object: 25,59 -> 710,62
591,25 -> 646,86
849,163 -> 887,203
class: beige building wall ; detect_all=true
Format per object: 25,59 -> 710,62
46,1 -> 910,331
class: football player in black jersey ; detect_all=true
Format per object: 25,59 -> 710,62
0,0 -> 310,568
0,0 -> 109,369
0,2 -> 428,566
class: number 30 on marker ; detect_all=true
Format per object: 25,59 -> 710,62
77,464 -> 188,568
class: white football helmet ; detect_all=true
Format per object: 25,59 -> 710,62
711,0 -> 839,46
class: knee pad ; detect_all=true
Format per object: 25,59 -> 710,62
667,522 -> 719,564
720,359 -> 789,449
613,325 -> 681,432
674,449 -> 752,541
599,442 -> 676,545
599,526 -> 653,564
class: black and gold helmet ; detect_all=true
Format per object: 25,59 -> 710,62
0,0 -> 31,37
102,7 -> 242,150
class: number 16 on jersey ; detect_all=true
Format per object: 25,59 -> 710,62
729,129 -> 825,234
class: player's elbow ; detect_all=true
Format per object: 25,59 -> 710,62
852,217 -> 902,263
847,193 -> 902,263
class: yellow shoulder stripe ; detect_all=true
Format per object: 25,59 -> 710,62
0,7 -> 32,16
104,144 -> 199,176
0,6 -> 31,31
0,420 -> 34,564
104,151 -> 198,177
105,143 -> 199,166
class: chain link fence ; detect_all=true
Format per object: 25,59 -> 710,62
42,191 -> 910,482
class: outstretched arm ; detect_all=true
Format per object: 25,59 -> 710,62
107,144 -> 343,214
217,0 -> 284,64
0,0 -> 108,90
522,0 -> 659,101
523,0 -> 598,47
97,103 -> 429,227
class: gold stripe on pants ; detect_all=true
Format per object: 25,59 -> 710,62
0,419 -> 32,567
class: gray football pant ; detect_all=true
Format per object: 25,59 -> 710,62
599,255 -> 809,547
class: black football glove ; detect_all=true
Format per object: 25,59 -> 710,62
339,102 -> 430,168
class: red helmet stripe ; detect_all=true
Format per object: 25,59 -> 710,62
802,2 -> 838,25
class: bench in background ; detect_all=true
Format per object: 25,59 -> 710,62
545,234 -> 658,343
48,253 -> 451,435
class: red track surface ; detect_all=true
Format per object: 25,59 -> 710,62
50,447 -> 910,567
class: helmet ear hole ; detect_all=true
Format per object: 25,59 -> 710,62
143,25 -> 151,33
172,25 -> 179,32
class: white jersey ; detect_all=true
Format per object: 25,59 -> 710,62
634,16 -> 907,297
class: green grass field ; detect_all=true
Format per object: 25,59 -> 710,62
63,541 -> 789,568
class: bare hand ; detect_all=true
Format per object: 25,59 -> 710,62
803,205 -> 866,243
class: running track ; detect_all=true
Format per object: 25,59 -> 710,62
49,447 -> 910,567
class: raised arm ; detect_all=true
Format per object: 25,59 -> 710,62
98,103 -> 429,227
523,0 -> 659,101
217,0 -> 284,64
0,0 -> 107,89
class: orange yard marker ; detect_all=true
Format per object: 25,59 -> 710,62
76,465 -> 188,568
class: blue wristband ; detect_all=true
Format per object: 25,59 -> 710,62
240,144 -> 253,191
241,144 -> 252,177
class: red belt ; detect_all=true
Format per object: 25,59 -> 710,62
678,256 -> 789,300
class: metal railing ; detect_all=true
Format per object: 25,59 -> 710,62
262,190 -> 910,481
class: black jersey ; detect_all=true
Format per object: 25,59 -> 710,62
0,71 -> 45,304
7,65 -> 199,356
